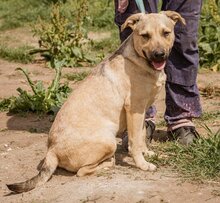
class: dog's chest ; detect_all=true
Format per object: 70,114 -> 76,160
145,72 -> 165,103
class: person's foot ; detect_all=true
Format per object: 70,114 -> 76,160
168,126 -> 200,146
121,120 -> 156,151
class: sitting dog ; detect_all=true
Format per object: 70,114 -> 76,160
7,11 -> 185,193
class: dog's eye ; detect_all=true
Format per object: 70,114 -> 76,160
141,33 -> 150,39
163,31 -> 171,37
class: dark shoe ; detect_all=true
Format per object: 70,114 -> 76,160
121,120 -> 156,151
146,120 -> 156,142
168,126 -> 200,146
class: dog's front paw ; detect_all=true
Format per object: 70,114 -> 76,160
138,162 -> 157,172
148,163 -> 157,171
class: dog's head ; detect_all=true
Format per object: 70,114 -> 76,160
121,11 -> 185,71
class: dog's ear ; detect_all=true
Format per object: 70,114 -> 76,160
121,13 -> 144,32
161,11 -> 186,25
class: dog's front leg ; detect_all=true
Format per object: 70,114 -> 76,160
125,107 -> 156,171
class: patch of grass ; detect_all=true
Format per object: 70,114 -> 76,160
92,32 -> 119,53
0,0 -> 51,31
0,45 -> 34,63
87,0 -> 115,30
0,0 -> 115,31
149,127 -> 220,182
64,71 -> 90,82
91,30 -> 120,62
198,111 -> 220,122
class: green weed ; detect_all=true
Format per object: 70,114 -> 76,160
32,2 -> 94,67
199,0 -> 220,70
0,98 -> 11,112
7,67 -> 71,114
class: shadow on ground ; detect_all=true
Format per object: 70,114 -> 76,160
5,112 -> 54,133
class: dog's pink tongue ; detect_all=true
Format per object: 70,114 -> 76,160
152,61 -> 166,70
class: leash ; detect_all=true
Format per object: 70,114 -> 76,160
135,0 -> 146,13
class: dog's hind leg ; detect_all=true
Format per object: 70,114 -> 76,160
77,157 -> 115,177
76,163 -> 99,177
97,156 -> 115,169
76,138 -> 116,177
77,156 -> 115,177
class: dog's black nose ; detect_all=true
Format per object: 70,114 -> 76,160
153,50 -> 165,60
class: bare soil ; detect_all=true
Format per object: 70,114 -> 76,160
0,28 -> 220,203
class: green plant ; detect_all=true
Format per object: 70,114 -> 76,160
199,0 -> 220,70
7,67 -> 71,114
0,3 -> 94,114
0,98 -> 11,112
32,2 -> 94,67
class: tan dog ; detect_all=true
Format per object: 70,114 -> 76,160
7,11 -> 185,193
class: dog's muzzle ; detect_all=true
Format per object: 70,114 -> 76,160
143,50 -> 167,71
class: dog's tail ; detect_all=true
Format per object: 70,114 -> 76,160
6,151 -> 58,193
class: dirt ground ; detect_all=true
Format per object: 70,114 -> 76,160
0,28 -> 220,203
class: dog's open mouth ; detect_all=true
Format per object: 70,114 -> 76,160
151,60 -> 166,71
143,51 -> 166,71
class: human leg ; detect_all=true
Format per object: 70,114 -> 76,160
165,82 -> 202,127
163,0 -> 203,144
165,82 -> 201,145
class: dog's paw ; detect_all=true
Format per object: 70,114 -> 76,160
138,162 -> 157,172
148,163 -> 157,171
